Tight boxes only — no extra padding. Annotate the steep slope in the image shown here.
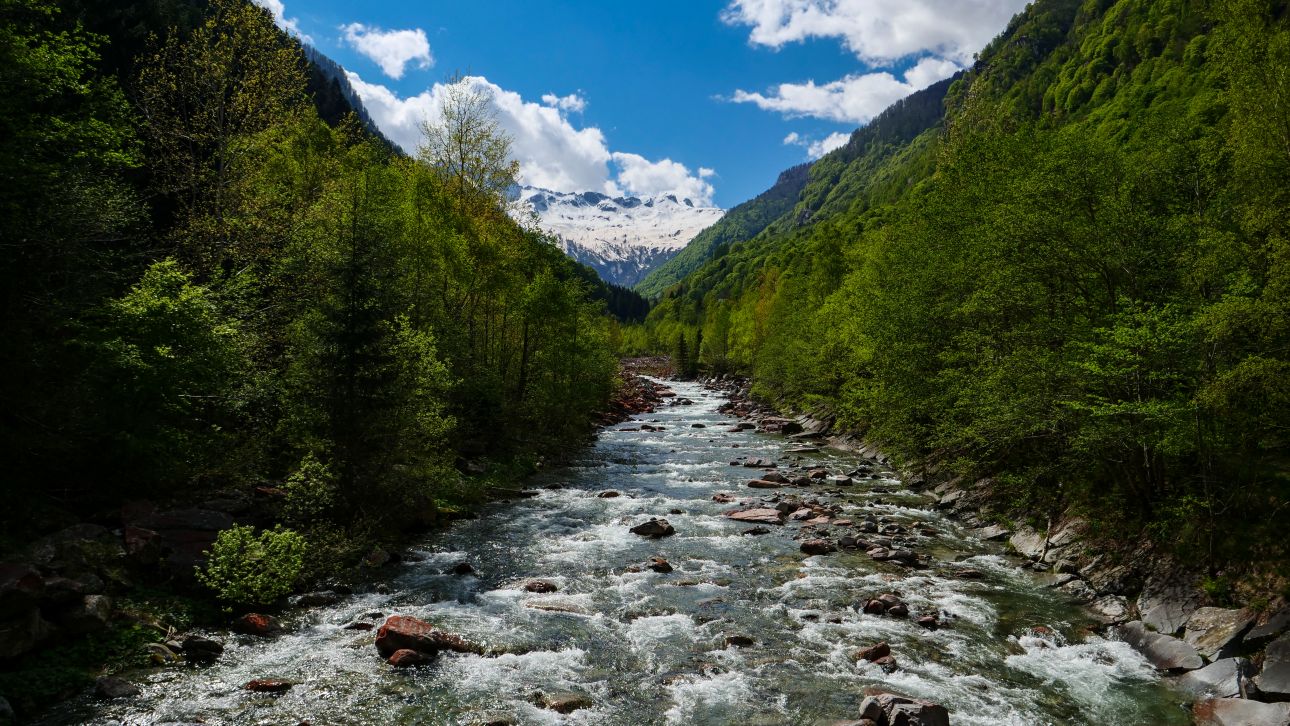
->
[519,186,724,287]
[635,163,810,298]
[645,0,1290,580]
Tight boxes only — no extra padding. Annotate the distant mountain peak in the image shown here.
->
[515,186,724,287]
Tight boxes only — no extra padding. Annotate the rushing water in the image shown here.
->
[54,380,1191,725]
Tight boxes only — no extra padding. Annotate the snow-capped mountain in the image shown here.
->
[516,186,724,287]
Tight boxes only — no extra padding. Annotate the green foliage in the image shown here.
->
[283,452,337,526]
[197,525,306,606]
[645,0,1290,577]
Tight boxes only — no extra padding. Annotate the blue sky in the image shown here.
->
[259,0,1027,208]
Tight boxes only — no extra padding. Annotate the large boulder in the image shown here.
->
[628,518,675,538]
[374,615,481,658]
[1256,632,1290,699]
[1192,698,1290,726]
[1009,527,1047,560]
[234,613,282,637]
[94,676,140,699]
[1173,658,1250,699]
[1184,608,1256,660]
[1117,621,1204,672]
[1137,575,1203,636]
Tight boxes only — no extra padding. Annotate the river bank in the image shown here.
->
[702,374,1290,724]
[29,377,1196,724]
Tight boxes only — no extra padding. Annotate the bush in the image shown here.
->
[196,525,306,606]
[283,452,336,526]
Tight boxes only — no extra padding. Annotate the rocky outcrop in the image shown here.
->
[858,692,950,726]
[1256,633,1290,700]
[1174,658,1250,699]
[1184,608,1257,661]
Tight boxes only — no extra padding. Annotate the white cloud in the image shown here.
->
[612,153,716,206]
[785,130,851,158]
[731,57,959,124]
[253,0,309,42]
[340,23,433,79]
[722,0,1027,65]
[541,92,587,114]
[346,73,716,204]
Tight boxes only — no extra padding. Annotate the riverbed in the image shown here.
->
[52,379,1190,725]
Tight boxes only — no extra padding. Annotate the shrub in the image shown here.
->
[196,525,306,606]
[283,452,336,525]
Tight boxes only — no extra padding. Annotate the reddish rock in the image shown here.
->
[524,580,558,593]
[854,641,891,662]
[712,493,737,503]
[917,615,940,630]
[388,648,434,668]
[887,603,910,618]
[647,557,673,573]
[872,655,899,673]
[800,539,836,556]
[234,613,282,637]
[747,479,783,489]
[374,615,482,658]
[862,599,887,615]
[725,508,784,525]
[245,679,292,693]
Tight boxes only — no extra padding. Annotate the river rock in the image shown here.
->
[1184,607,1256,660]
[375,615,482,657]
[597,491,621,498]
[761,471,789,484]
[452,562,476,576]
[647,557,673,573]
[972,524,1011,541]
[854,641,890,662]
[244,678,293,693]
[748,479,784,489]
[801,539,836,555]
[1009,527,1047,560]
[1192,698,1290,726]
[179,634,224,663]
[1173,658,1249,699]
[234,613,282,637]
[388,648,434,667]
[293,590,341,607]
[1088,595,1131,624]
[1255,632,1290,699]
[725,635,755,648]
[1137,575,1203,636]
[1118,620,1203,671]
[859,693,949,726]
[726,508,784,525]
[94,676,140,699]
[540,692,593,713]
[629,518,675,538]
[524,580,558,593]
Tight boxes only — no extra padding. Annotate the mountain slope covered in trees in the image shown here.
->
[0,0,619,560]
[644,0,1290,584]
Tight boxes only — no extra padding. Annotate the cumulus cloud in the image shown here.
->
[723,0,1018,124]
[341,23,433,79]
[346,73,715,204]
[731,57,959,125]
[722,0,1027,64]
[612,153,716,206]
[253,0,309,42]
[541,92,587,114]
[784,130,850,158]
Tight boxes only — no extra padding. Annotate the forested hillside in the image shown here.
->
[644,0,1290,583]
[0,0,618,554]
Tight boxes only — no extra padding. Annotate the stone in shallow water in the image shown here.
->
[244,679,292,693]
[629,518,675,538]
[94,676,139,699]
[725,508,784,525]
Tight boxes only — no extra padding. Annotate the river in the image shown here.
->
[53,379,1190,725]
